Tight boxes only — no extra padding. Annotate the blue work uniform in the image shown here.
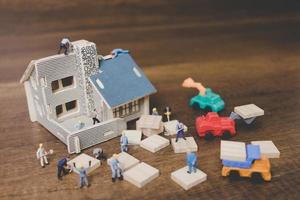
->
[57,158,68,179]
[78,168,89,188]
[120,135,129,152]
[186,152,197,173]
[109,158,122,179]
[176,123,186,142]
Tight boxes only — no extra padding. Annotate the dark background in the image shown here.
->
[0,1,300,199]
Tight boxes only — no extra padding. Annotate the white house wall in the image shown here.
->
[67,118,127,154]
[26,66,70,144]
[143,96,150,115]
[35,54,86,122]
[24,81,37,122]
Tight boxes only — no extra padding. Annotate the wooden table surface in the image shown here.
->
[1,1,300,199]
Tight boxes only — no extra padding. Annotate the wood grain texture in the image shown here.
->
[0,0,300,199]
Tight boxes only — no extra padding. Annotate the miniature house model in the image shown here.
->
[20,40,156,153]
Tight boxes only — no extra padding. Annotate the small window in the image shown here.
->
[66,100,77,111]
[56,100,78,118]
[112,100,140,118]
[62,76,74,87]
[51,76,74,93]
[51,80,59,92]
[56,105,63,116]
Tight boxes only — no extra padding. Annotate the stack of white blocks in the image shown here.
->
[136,115,164,137]
[171,137,198,153]
[234,104,264,119]
[163,120,188,136]
[67,153,101,175]
[122,130,142,145]
[140,134,170,153]
[111,152,160,188]
[251,141,280,158]
[171,166,207,190]
[220,140,246,161]
[220,140,280,161]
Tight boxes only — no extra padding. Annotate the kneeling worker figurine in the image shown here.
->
[58,37,71,55]
[93,148,107,161]
[57,156,70,180]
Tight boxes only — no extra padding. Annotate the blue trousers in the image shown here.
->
[80,176,89,187]
[188,163,197,173]
[121,145,128,152]
[112,168,122,178]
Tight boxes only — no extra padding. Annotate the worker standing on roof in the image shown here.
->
[58,37,71,55]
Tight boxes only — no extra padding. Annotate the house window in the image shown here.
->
[56,100,78,117]
[113,100,140,118]
[56,105,63,116]
[62,76,74,87]
[51,80,59,91]
[66,100,77,111]
[51,76,74,93]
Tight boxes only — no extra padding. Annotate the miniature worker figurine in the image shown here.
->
[110,48,129,58]
[75,121,85,130]
[93,148,107,161]
[120,132,129,152]
[186,150,197,174]
[164,106,172,122]
[36,143,49,168]
[108,154,123,182]
[152,107,159,115]
[58,37,71,55]
[74,162,91,188]
[175,122,186,142]
[57,156,70,180]
[91,109,100,125]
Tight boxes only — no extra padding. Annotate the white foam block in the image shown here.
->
[113,152,140,172]
[251,141,280,158]
[234,104,264,119]
[171,166,207,190]
[124,162,159,188]
[67,153,101,175]
[171,137,198,153]
[137,115,162,129]
[123,130,142,145]
[140,122,164,137]
[164,120,188,136]
[140,134,170,153]
[220,140,246,162]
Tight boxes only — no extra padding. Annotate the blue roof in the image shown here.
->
[89,52,157,108]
